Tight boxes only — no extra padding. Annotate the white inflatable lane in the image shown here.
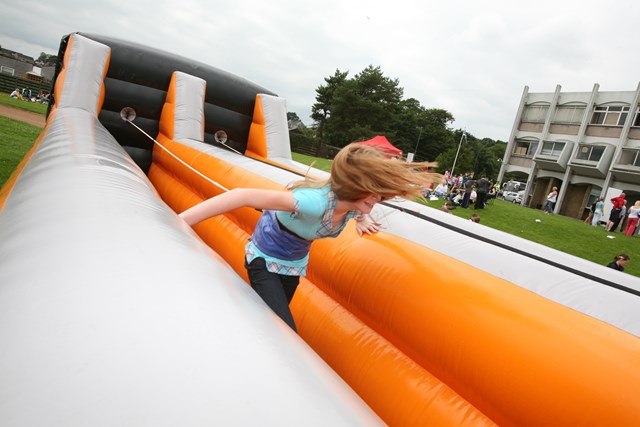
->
[181,144,640,337]
[0,110,383,426]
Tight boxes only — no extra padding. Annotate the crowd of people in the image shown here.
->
[427,171,498,220]
[9,87,49,104]
[582,192,640,236]
[429,177,637,272]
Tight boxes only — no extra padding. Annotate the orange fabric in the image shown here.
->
[292,280,494,427]
[307,226,640,426]
[158,73,177,139]
[245,95,267,158]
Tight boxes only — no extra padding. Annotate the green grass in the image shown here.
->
[292,152,332,172]
[423,198,640,277]
[0,116,40,186]
[292,154,640,278]
[0,93,48,114]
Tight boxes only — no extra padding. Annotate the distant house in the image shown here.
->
[0,46,55,82]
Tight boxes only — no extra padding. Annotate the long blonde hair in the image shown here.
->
[290,143,441,201]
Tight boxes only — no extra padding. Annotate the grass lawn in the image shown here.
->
[291,152,332,172]
[0,93,48,114]
[425,197,639,277]
[0,116,40,186]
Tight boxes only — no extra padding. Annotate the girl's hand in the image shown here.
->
[355,215,381,236]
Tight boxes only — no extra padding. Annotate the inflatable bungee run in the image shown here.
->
[1,33,640,426]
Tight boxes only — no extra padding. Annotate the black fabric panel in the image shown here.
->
[203,103,253,146]
[98,110,158,151]
[123,146,153,174]
[80,32,276,115]
[101,78,166,119]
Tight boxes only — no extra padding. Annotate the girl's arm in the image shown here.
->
[179,188,295,226]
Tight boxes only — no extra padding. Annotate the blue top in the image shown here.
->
[246,185,360,276]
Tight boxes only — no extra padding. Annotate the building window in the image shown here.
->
[0,66,15,76]
[512,140,538,157]
[521,104,549,123]
[590,105,629,126]
[619,149,640,167]
[540,141,565,157]
[553,105,585,124]
[632,107,640,127]
[576,145,605,162]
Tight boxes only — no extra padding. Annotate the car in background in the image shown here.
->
[503,190,525,204]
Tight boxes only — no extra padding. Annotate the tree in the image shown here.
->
[312,66,403,148]
[310,66,456,161]
[287,112,304,130]
[37,52,57,65]
[435,130,506,180]
[311,69,348,143]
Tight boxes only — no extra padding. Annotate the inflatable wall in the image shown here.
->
[1,33,639,426]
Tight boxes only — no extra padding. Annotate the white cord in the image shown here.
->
[125,119,230,193]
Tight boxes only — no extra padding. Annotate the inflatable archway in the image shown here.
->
[1,33,639,426]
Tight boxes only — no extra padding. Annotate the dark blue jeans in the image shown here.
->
[245,257,300,332]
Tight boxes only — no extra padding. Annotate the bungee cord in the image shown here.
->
[120,106,234,193]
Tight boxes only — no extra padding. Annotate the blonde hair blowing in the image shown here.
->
[291,143,441,201]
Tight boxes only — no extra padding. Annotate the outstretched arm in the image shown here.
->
[179,188,295,226]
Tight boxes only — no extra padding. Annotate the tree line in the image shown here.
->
[288,65,506,180]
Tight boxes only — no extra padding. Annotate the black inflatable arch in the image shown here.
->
[50,33,276,171]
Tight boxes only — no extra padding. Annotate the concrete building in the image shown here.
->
[497,83,640,220]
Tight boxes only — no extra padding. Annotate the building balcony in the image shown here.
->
[533,140,574,172]
[568,144,615,178]
[610,148,640,182]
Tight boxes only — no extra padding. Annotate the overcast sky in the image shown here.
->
[2,0,639,141]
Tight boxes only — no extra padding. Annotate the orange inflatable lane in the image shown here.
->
[306,224,640,426]
[293,280,495,427]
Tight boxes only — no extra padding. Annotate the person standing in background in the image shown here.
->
[624,200,640,236]
[591,198,604,226]
[609,200,627,232]
[584,199,597,224]
[474,175,491,209]
[606,192,626,231]
[460,172,474,208]
[543,187,558,214]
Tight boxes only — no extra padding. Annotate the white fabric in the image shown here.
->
[173,71,206,143]
[259,93,292,160]
[56,34,110,116]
